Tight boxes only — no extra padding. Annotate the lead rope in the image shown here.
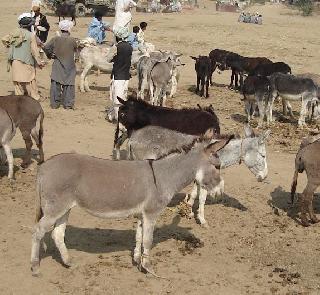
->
[148,160,158,190]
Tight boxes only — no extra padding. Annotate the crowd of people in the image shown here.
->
[1,0,150,119]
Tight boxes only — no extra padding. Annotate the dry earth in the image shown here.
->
[1,1,320,294]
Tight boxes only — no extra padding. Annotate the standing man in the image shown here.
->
[4,13,44,100]
[113,0,137,32]
[108,27,132,122]
[44,20,77,110]
[31,2,50,44]
[88,10,111,44]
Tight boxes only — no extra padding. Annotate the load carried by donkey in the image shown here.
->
[30,131,232,277]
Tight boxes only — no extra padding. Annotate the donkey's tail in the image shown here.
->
[290,155,304,204]
[39,109,44,150]
[35,173,43,223]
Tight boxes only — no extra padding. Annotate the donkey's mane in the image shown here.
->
[154,137,200,161]
[153,133,236,161]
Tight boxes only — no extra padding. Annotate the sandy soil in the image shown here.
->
[1,1,320,294]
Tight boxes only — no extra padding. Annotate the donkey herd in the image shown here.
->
[0,45,320,278]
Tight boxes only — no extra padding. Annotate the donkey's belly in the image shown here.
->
[279,93,301,101]
[84,205,143,219]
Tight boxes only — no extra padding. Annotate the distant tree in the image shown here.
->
[296,0,313,15]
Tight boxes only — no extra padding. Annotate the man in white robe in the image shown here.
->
[113,0,137,32]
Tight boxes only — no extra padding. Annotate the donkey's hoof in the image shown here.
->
[31,262,40,277]
[200,222,209,228]
[301,219,310,227]
[133,254,141,266]
[62,257,73,268]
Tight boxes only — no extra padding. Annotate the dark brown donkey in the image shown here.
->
[0,95,44,169]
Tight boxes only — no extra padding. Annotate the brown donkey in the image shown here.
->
[0,95,44,169]
[291,134,320,226]
[31,131,232,277]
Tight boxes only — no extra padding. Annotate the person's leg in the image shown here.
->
[62,85,75,109]
[113,80,127,120]
[50,80,62,108]
[26,79,41,101]
[14,82,25,95]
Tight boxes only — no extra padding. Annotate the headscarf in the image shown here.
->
[113,26,129,40]
[59,20,74,32]
[18,13,35,28]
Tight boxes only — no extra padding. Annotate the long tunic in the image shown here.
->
[11,30,41,83]
[113,0,137,30]
[44,32,77,85]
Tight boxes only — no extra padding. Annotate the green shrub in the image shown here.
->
[296,0,313,16]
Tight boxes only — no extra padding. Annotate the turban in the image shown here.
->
[18,13,35,28]
[114,26,129,40]
[59,20,74,32]
[31,0,42,8]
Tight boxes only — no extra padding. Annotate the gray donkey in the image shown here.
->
[31,131,231,277]
[0,108,16,179]
[128,125,270,226]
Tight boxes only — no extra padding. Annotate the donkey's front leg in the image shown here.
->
[184,182,199,218]
[140,213,158,274]
[197,187,208,227]
[298,99,308,127]
[133,219,143,265]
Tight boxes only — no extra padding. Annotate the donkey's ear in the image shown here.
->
[203,128,215,140]
[205,136,234,154]
[190,56,198,61]
[258,129,271,144]
[117,96,127,105]
[244,124,255,138]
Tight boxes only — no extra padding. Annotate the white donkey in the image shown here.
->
[79,43,155,92]
[128,125,270,226]
[31,131,231,277]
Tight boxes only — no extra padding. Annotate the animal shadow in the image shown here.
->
[187,85,197,93]
[42,215,197,265]
[208,193,247,211]
[269,186,301,223]
[231,113,247,124]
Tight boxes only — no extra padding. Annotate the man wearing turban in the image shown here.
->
[44,20,77,109]
[4,13,44,100]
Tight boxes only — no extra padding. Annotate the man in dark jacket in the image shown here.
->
[44,20,77,110]
[108,26,133,121]
[31,4,50,43]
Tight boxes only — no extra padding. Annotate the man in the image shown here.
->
[108,27,132,122]
[44,20,77,110]
[31,2,50,44]
[88,10,111,44]
[4,13,44,100]
[113,0,137,32]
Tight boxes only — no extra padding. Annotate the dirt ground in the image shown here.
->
[1,1,320,294]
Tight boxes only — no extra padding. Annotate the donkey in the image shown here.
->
[291,135,320,226]
[127,125,270,226]
[0,108,16,179]
[267,73,318,126]
[113,94,220,159]
[30,132,232,277]
[190,56,212,98]
[0,95,44,169]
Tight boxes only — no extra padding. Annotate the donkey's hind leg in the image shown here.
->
[2,143,14,179]
[31,216,57,276]
[133,218,143,265]
[140,213,158,274]
[31,124,44,164]
[21,129,33,168]
[52,210,71,267]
